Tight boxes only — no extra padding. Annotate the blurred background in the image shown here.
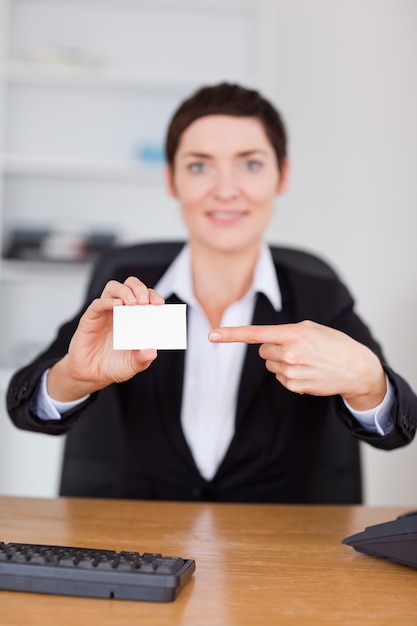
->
[0,0,416,504]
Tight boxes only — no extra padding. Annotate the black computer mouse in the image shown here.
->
[343,514,417,569]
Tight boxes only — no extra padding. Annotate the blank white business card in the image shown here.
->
[113,304,187,350]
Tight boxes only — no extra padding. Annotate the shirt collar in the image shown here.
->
[154,242,282,311]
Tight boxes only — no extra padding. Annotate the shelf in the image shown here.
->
[3,0,255,10]
[3,62,199,91]
[1,155,164,182]
[0,258,92,282]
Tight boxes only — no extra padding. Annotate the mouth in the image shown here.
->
[206,210,247,223]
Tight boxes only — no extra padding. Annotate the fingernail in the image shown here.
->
[138,293,149,303]
[209,331,222,342]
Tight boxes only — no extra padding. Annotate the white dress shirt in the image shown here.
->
[34,242,394,480]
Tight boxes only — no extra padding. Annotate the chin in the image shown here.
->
[204,236,261,255]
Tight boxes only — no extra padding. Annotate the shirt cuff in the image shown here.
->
[31,369,90,421]
[342,375,395,435]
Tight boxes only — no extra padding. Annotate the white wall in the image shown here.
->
[1,0,416,505]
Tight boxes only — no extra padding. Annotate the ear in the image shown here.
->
[165,164,177,198]
[276,158,290,195]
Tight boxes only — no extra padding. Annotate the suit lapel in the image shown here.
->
[235,290,292,427]
[154,294,197,469]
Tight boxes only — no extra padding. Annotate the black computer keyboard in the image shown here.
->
[0,541,195,602]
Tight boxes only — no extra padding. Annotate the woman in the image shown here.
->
[7,83,417,503]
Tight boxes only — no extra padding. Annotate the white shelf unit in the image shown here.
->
[0,0,274,497]
[0,0,273,364]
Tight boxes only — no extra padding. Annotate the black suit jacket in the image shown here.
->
[7,243,417,503]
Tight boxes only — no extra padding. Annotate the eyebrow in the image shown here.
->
[180,152,211,160]
[180,149,269,160]
[238,150,269,158]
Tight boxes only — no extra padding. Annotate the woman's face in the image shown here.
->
[166,115,288,255]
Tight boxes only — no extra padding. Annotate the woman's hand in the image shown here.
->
[47,277,164,402]
[209,320,386,410]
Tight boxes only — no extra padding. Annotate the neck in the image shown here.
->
[189,240,262,328]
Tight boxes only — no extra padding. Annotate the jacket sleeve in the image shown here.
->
[328,280,417,449]
[6,313,98,435]
[335,366,417,450]
[280,255,417,450]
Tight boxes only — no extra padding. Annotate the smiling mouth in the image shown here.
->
[207,210,247,221]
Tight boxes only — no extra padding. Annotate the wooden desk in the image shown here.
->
[0,497,416,625]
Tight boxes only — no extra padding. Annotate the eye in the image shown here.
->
[188,162,208,174]
[243,159,263,172]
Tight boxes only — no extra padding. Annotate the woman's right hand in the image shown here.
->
[47,277,164,402]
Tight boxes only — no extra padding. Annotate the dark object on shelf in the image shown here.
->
[4,228,117,263]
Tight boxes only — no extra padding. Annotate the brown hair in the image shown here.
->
[165,82,288,173]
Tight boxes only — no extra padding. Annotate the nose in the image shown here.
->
[212,166,239,202]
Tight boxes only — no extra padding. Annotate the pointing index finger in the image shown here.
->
[209,325,285,345]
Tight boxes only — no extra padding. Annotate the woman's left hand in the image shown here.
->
[209,320,386,410]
